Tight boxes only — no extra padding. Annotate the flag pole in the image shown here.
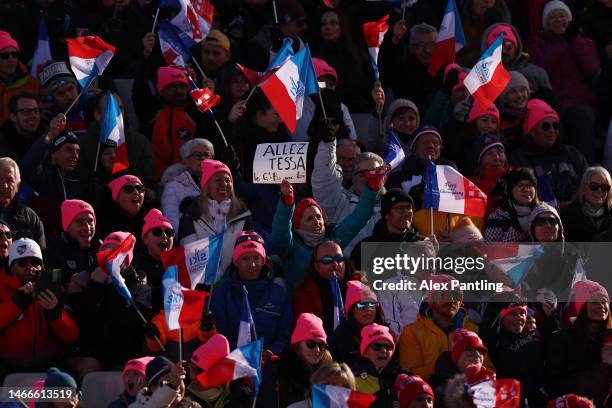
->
[428,154,434,236]
[133,304,166,351]
[244,85,258,105]
[151,8,160,32]
[317,92,328,119]
[205,284,214,313]
[93,141,101,173]
[272,0,279,23]
[211,115,229,147]
[191,56,208,80]
[64,88,85,115]
[402,0,407,21]
[178,328,183,362]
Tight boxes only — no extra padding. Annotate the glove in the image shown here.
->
[365,164,391,191]
[201,311,215,332]
[442,68,460,94]
[144,322,161,340]
[12,290,33,309]
[282,188,295,206]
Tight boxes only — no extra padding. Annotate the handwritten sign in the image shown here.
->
[253,142,308,184]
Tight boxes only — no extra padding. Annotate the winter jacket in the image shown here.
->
[0,201,46,248]
[526,32,600,112]
[77,122,157,190]
[484,203,529,243]
[132,249,166,316]
[328,319,364,364]
[108,390,135,408]
[128,384,179,408]
[350,356,402,408]
[276,346,317,408]
[0,270,78,371]
[575,363,612,408]
[162,170,201,231]
[186,379,253,408]
[0,120,44,163]
[399,308,480,380]
[0,62,42,125]
[271,186,377,292]
[561,200,612,242]
[151,105,197,178]
[211,265,292,355]
[178,199,253,275]
[43,233,98,288]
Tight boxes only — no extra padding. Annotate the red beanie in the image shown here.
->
[360,324,394,356]
[524,99,559,135]
[291,313,327,344]
[394,374,434,407]
[122,356,154,385]
[500,304,528,320]
[60,199,96,231]
[101,231,134,265]
[487,24,518,49]
[468,101,500,123]
[450,328,487,363]
[345,281,378,314]
[142,209,173,239]
[312,57,338,82]
[232,231,266,264]
[292,198,324,228]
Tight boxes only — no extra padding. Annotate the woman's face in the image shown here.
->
[321,11,341,41]
[143,227,174,260]
[456,348,484,373]
[352,302,377,326]
[531,119,560,149]
[547,9,570,36]
[480,147,506,170]
[298,340,326,366]
[185,146,214,175]
[364,340,394,372]
[414,133,441,161]
[392,110,419,135]
[501,309,527,335]
[475,115,498,135]
[299,206,325,235]
[124,371,146,398]
[207,172,233,202]
[101,147,115,174]
[235,253,264,281]
[117,183,145,216]
[533,212,560,242]
[230,73,250,100]
[314,242,345,280]
[0,224,12,259]
[511,180,536,206]
[504,86,529,112]
[586,299,609,322]
[583,173,610,209]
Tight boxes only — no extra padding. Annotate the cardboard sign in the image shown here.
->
[253,142,308,184]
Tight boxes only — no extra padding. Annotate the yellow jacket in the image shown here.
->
[399,310,479,380]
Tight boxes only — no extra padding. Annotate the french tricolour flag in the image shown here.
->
[383,129,406,172]
[464,33,510,107]
[162,265,208,331]
[428,0,465,76]
[312,384,376,408]
[261,45,319,133]
[159,0,213,48]
[97,233,136,301]
[158,20,192,67]
[100,91,129,173]
[66,36,115,90]
[31,14,52,77]
[237,39,294,87]
[424,160,487,218]
[474,244,544,284]
[363,14,389,80]
[330,273,345,331]
[197,338,263,389]
[237,285,255,347]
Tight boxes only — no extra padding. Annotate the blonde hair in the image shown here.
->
[579,166,612,208]
[310,362,356,389]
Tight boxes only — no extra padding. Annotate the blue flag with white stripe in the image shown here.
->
[203,231,224,284]
[237,285,255,348]
[330,273,345,330]
[383,128,406,172]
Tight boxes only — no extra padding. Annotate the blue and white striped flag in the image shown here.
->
[237,285,255,347]
[330,273,345,330]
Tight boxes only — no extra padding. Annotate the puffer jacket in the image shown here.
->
[0,202,46,248]
[162,170,201,231]
[211,265,292,355]
[151,105,197,178]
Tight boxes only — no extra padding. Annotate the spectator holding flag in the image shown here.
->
[128,356,189,408]
[373,98,420,158]
[470,134,509,217]
[287,362,359,408]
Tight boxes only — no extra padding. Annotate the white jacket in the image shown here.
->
[376,275,422,338]
[162,170,201,231]
[128,384,178,408]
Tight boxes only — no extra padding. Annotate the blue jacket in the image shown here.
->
[272,186,378,292]
[211,264,292,355]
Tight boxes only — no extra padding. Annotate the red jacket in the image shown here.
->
[293,279,324,323]
[0,271,78,370]
[151,105,196,178]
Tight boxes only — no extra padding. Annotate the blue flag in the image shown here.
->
[383,129,406,171]
[330,273,345,330]
[237,285,255,347]
[203,231,224,284]
[158,20,192,67]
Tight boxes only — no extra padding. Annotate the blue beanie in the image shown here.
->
[44,367,77,388]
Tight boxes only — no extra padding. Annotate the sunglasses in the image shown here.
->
[151,227,175,238]
[369,343,394,352]
[0,231,12,240]
[305,340,327,351]
[588,182,611,192]
[235,233,264,246]
[122,184,145,194]
[0,51,19,60]
[355,301,378,310]
[188,151,213,160]
[540,121,560,131]
[17,258,42,268]
[534,217,559,226]
[316,255,345,265]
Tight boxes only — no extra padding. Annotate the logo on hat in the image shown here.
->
[16,245,26,255]
[369,330,384,338]
[312,331,324,338]
[243,243,257,249]
[177,129,191,139]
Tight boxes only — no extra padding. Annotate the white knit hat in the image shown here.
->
[542,0,572,31]
[8,238,43,268]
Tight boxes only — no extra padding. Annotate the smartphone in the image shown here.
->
[35,269,63,296]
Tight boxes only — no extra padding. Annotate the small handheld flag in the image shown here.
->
[383,129,406,171]
[330,273,345,331]
[429,0,466,76]
[312,384,376,408]
[197,338,263,389]
[31,14,52,77]
[99,91,129,173]
[163,264,208,331]
[464,33,510,107]
[66,36,115,90]
[97,233,136,301]
[159,0,214,48]
[191,87,221,113]
[158,20,192,67]
[363,15,389,80]
[237,285,256,347]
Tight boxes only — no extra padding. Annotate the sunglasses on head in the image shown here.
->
[316,255,345,265]
[534,217,558,226]
[122,184,145,194]
[151,227,175,238]
[17,258,42,268]
[305,340,327,351]
[588,182,611,192]
[0,51,19,60]
[234,233,264,247]
[540,121,560,131]
[369,342,393,352]
[355,301,378,310]
[0,231,12,240]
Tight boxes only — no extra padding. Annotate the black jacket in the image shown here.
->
[43,233,98,288]
[0,202,46,248]
[0,120,44,163]
[348,356,403,408]
[132,249,165,316]
[328,319,362,364]
[561,200,612,242]
[276,346,314,408]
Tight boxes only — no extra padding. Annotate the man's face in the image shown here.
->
[336,145,358,183]
[352,159,382,195]
[0,46,19,78]
[201,43,230,75]
[161,82,189,107]
[0,164,19,208]
[66,213,95,249]
[385,202,413,233]
[10,98,40,136]
[51,143,80,173]
[409,31,437,66]
[501,40,517,65]
[12,257,43,285]
[52,83,78,111]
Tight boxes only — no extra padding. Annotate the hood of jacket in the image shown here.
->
[480,23,529,68]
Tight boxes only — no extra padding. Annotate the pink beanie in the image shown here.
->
[60,199,96,231]
[292,198,324,228]
[312,57,338,81]
[156,66,189,93]
[468,101,500,123]
[200,159,233,190]
[102,231,134,265]
[291,313,327,345]
[232,231,266,264]
[450,328,487,363]
[191,334,230,371]
[0,31,19,52]
[122,356,154,384]
[360,323,394,356]
[426,274,464,305]
[524,99,559,135]
[142,209,173,239]
[486,25,518,49]
[108,175,143,201]
[345,281,378,314]
[571,280,609,314]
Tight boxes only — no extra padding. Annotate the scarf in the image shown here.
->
[294,229,325,248]
[514,204,532,233]
[208,199,231,234]
[581,201,605,218]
